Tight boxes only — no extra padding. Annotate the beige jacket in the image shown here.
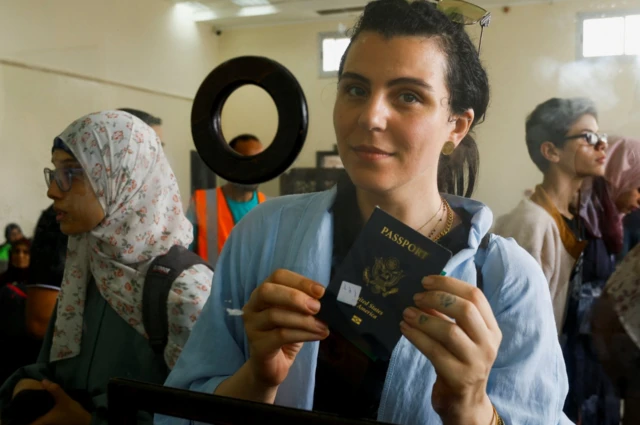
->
[494,186,586,333]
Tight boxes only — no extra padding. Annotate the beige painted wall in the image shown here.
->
[4,0,640,235]
[0,0,218,235]
[476,0,640,218]
[218,19,353,197]
[218,0,640,218]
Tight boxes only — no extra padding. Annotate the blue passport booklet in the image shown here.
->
[317,207,453,361]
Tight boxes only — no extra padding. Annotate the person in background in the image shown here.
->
[565,136,640,425]
[0,238,30,287]
[0,111,213,425]
[160,2,571,424]
[592,243,640,425]
[0,224,24,274]
[0,238,34,383]
[24,205,68,340]
[493,97,607,334]
[0,207,66,385]
[585,137,640,243]
[117,108,164,147]
[599,137,640,260]
[188,134,267,266]
[622,210,640,257]
[579,136,640,273]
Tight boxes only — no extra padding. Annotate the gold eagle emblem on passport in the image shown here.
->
[363,257,405,297]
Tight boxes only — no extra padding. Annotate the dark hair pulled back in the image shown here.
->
[338,0,490,197]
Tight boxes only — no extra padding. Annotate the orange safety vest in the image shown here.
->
[193,187,266,265]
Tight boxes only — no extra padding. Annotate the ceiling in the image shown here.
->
[172,0,562,29]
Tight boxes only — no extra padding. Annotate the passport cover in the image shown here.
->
[317,207,453,361]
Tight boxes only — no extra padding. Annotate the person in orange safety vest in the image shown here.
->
[187,135,267,266]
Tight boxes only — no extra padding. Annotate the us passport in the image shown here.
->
[317,207,452,361]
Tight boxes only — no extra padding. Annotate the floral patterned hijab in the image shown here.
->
[51,111,193,362]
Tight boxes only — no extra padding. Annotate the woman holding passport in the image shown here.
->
[160,1,569,424]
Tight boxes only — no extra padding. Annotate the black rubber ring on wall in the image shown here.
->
[191,56,309,185]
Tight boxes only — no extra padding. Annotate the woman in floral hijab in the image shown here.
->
[0,111,213,425]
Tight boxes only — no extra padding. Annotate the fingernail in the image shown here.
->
[315,319,329,332]
[403,308,418,319]
[440,271,447,276]
[400,320,409,330]
[311,284,325,298]
[307,298,321,313]
[422,276,435,286]
[413,292,425,302]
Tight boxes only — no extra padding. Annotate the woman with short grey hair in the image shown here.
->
[494,96,617,424]
[494,97,608,332]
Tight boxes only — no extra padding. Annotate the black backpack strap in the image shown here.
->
[476,233,492,292]
[143,245,213,356]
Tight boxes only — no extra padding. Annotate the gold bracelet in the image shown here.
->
[491,404,505,425]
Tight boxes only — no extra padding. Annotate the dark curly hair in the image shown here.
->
[338,0,490,197]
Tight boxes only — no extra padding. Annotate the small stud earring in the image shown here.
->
[441,141,456,156]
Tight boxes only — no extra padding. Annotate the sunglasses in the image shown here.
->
[564,132,608,147]
[44,167,84,192]
[433,0,491,53]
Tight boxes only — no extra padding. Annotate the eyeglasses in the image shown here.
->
[433,0,491,53]
[44,167,84,192]
[564,132,608,147]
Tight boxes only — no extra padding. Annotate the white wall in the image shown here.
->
[0,0,219,236]
[217,0,640,217]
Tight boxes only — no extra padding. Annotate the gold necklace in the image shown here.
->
[433,199,454,242]
[416,198,444,233]
[427,200,447,240]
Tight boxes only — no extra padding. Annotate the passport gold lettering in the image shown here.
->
[356,298,383,316]
[380,226,430,260]
[369,303,384,316]
[357,303,378,319]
